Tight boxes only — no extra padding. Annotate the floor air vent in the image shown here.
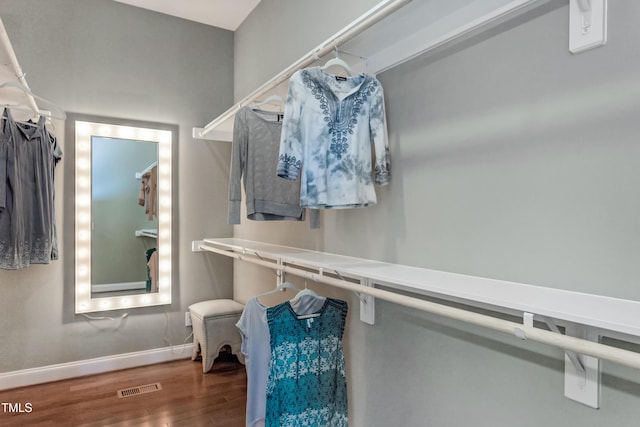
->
[117,382,162,398]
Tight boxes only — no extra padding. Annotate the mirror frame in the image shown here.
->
[70,114,176,313]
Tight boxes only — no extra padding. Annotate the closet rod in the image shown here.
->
[199,242,640,371]
[196,0,412,139]
[0,17,40,113]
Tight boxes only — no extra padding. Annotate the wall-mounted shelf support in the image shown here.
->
[359,277,375,325]
[512,311,600,408]
[540,316,600,408]
[569,0,607,54]
[192,240,204,253]
[562,323,601,408]
[541,316,586,377]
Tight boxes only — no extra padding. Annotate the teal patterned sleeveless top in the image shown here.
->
[266,298,348,427]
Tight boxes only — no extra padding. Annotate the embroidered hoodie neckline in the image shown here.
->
[308,66,370,101]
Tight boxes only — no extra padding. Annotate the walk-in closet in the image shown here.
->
[1,1,640,426]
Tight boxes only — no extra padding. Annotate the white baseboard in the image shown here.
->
[0,344,194,391]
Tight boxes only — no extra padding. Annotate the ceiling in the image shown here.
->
[112,0,261,31]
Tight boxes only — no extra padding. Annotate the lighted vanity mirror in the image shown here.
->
[70,113,176,313]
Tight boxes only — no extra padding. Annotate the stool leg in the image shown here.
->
[203,351,215,373]
[190,316,210,372]
[191,337,200,362]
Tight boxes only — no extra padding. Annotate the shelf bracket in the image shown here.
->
[518,313,600,408]
[359,277,375,325]
[541,317,586,376]
[569,0,607,54]
[276,259,285,286]
[540,316,601,409]
[563,323,601,408]
[191,240,205,252]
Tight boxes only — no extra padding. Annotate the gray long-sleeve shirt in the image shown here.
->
[228,106,318,227]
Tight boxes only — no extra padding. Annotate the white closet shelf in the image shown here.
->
[135,161,157,180]
[194,238,640,339]
[135,229,157,238]
[194,238,640,406]
[193,0,557,142]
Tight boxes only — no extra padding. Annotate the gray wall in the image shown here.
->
[234,0,640,426]
[0,0,234,372]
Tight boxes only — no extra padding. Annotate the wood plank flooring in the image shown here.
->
[0,353,247,427]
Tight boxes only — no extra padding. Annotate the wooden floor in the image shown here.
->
[0,353,247,427]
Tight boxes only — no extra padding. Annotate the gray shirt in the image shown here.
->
[0,109,61,269]
[228,106,319,227]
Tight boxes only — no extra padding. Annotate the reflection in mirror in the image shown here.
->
[91,137,158,297]
[72,115,174,313]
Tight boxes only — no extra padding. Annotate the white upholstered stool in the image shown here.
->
[189,299,245,373]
